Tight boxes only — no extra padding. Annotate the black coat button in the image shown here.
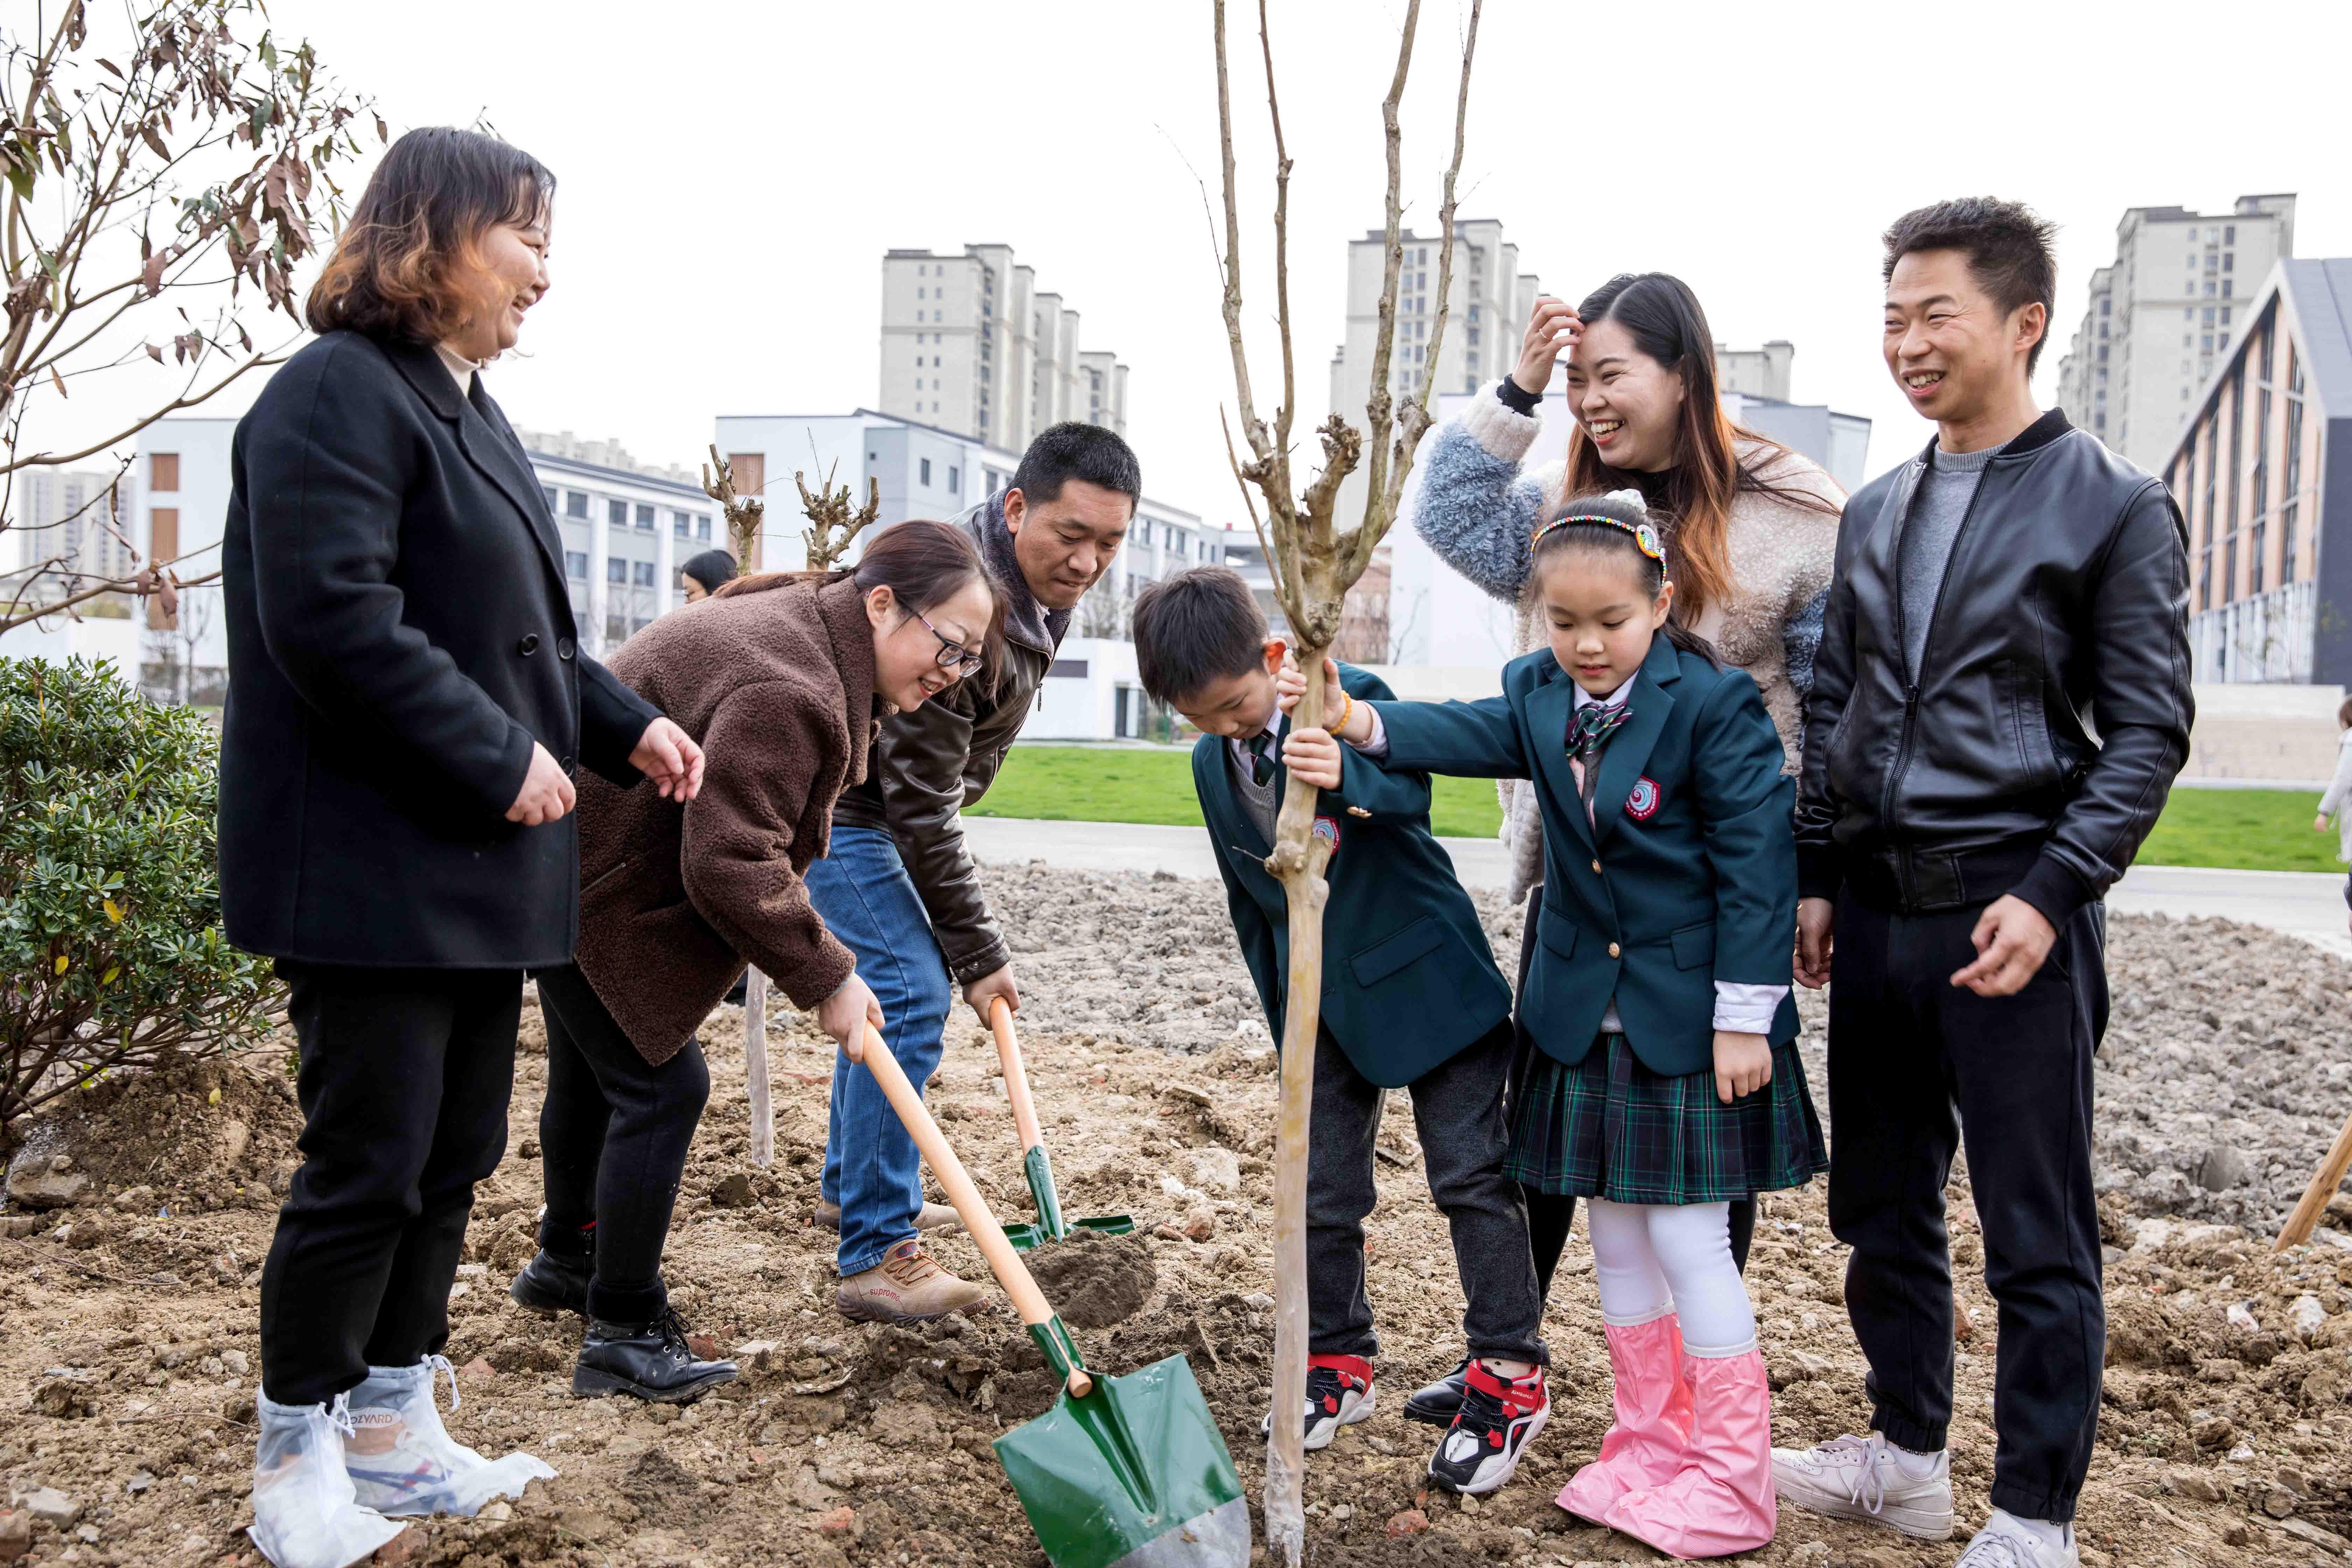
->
[559,754,576,773]
[517,634,540,656]
[557,637,575,660]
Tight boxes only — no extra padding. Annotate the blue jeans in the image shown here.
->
[803,826,953,1277]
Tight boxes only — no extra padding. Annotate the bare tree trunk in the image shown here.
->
[1210,3,1478,1559]
[743,968,772,1168]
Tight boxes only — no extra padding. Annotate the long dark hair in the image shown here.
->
[715,520,1006,688]
[306,127,554,344]
[678,548,738,595]
[1531,490,1719,664]
[1565,273,1840,625]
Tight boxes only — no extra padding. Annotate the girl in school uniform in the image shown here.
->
[1284,489,1826,1558]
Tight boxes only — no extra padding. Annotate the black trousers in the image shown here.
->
[1308,1020,1547,1366]
[1827,891,2107,1524]
[535,963,710,1324]
[1509,887,1755,1300]
[259,962,520,1406]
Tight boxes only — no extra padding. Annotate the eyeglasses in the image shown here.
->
[913,610,985,679]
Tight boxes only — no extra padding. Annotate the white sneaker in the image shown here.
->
[1955,1510,2079,1567]
[1770,1430,1954,1540]
[344,1356,555,1518]
[248,1393,406,1568]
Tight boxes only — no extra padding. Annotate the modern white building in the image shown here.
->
[0,464,148,675]
[878,244,1128,455]
[110,410,710,701]
[2056,194,2296,470]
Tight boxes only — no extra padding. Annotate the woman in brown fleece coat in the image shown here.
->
[508,520,1001,1403]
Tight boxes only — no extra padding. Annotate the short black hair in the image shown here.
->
[1011,421,1142,508]
[1882,196,2059,373]
[678,548,737,593]
[1131,567,1266,705]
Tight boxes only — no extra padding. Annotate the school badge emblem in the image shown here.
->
[1625,776,1661,822]
[1312,814,1342,860]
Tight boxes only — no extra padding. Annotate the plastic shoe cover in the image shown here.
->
[247,1393,407,1568]
[1604,1348,1776,1559]
[1556,1313,1694,1521]
[345,1356,556,1517]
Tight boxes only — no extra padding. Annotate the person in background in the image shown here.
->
[1401,272,1843,1424]
[1777,198,2191,1568]
[679,548,737,604]
[506,521,1000,1403]
[807,424,1137,1323]
[220,128,703,1567]
[1133,567,1546,1499]
[2313,696,2352,935]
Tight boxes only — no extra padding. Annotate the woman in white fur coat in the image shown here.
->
[1399,274,1846,1429]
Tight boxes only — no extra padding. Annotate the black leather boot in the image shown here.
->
[509,1238,593,1317]
[572,1309,738,1404]
[1404,1357,1471,1425]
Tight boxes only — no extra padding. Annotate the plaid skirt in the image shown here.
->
[1505,1032,1827,1205]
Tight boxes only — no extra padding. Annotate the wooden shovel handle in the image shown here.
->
[988,996,1045,1154]
[856,1023,1091,1396]
[2276,1102,2352,1251]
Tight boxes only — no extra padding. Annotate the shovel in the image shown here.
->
[988,997,1136,1251]
[853,1021,1249,1568]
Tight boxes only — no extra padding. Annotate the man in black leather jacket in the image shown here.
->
[1773,200,2191,1568]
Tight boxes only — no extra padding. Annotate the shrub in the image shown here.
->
[1,657,280,1130]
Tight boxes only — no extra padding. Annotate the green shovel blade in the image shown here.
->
[994,1352,1248,1568]
[1021,1144,1134,1246]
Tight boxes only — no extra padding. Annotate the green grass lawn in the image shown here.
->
[2137,786,2342,873]
[976,747,2346,874]
[970,744,1505,839]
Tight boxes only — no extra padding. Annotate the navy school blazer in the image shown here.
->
[1194,664,1513,1089]
[1368,635,1798,1077]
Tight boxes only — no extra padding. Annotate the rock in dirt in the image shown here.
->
[710,1170,756,1208]
[4,1150,89,1209]
[1024,1229,1155,1329]
[1385,1507,1431,1537]
[5,1488,79,1529]
[1182,1146,1242,1194]
[0,1512,26,1563]
[2193,1146,2252,1192]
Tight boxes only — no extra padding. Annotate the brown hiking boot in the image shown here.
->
[836,1239,989,1324]
[813,1199,961,1233]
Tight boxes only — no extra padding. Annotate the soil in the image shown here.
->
[6,869,2352,1567]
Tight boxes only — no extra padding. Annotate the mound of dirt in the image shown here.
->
[1023,1229,1155,1329]
[6,886,2352,1567]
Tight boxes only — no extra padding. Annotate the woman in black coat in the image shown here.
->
[219,127,702,1568]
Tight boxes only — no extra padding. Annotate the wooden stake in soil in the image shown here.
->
[743,968,773,1168]
[1208,3,1478,1559]
[2276,1104,2352,1250]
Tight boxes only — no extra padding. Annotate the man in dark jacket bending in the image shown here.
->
[805,422,1138,1322]
[1772,198,2191,1568]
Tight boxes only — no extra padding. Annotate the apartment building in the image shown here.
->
[877,245,1128,455]
[2164,258,2351,685]
[2056,194,2296,470]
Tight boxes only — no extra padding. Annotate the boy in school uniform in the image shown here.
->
[1129,566,1549,1497]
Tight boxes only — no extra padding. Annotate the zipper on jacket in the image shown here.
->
[1881,448,1997,905]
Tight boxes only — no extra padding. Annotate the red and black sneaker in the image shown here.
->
[1259,1353,1376,1452]
[1428,1361,1548,1495]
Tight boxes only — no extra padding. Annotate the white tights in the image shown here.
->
[1584,1197,1756,1357]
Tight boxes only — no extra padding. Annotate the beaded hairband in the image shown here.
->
[1530,510,1665,562]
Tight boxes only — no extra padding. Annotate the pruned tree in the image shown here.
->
[793,459,879,572]
[0,0,376,634]
[1209,1,1479,1558]
[700,443,763,568]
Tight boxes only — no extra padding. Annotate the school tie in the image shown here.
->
[1245,728,1278,787]
[1565,700,1632,763]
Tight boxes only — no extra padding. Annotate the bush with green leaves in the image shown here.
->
[1,657,280,1129]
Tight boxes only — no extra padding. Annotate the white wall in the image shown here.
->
[1025,636,1141,741]
[0,608,141,671]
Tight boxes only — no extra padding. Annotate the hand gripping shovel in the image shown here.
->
[988,997,1136,1251]
[853,1022,1249,1568]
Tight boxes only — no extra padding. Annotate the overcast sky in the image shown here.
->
[54,0,2352,524]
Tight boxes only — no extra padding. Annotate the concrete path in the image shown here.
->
[961,816,2352,959]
